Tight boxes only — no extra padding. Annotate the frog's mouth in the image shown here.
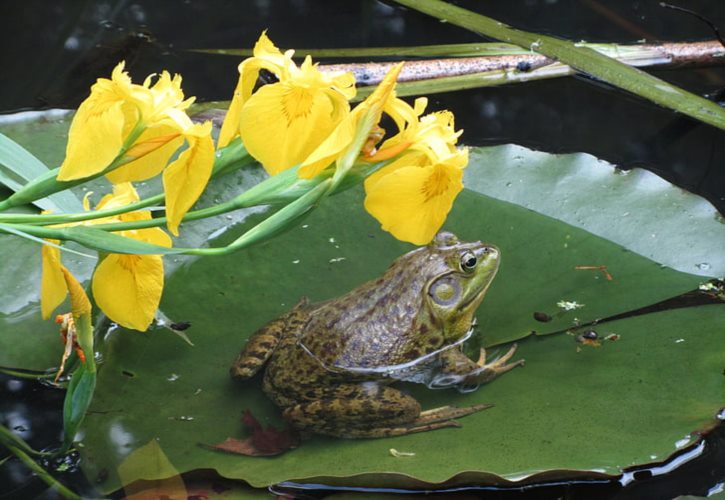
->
[458,266,499,312]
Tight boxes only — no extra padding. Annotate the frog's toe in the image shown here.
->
[416,403,493,425]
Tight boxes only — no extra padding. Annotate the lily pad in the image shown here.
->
[0,111,721,492]
[465,145,725,278]
[75,184,722,492]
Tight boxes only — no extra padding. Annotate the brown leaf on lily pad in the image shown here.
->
[205,410,300,456]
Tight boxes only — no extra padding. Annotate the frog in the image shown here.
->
[230,232,523,438]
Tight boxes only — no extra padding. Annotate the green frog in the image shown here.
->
[230,232,523,438]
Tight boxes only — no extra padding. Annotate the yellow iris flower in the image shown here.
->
[297,62,404,180]
[41,183,172,331]
[56,62,214,235]
[219,32,356,175]
[363,99,468,245]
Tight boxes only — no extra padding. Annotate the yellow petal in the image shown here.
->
[364,162,464,245]
[57,99,127,181]
[118,211,173,248]
[106,125,183,183]
[364,151,429,192]
[162,122,215,235]
[92,253,164,331]
[240,82,343,174]
[94,182,141,211]
[298,62,403,179]
[219,32,289,148]
[218,81,245,148]
[40,240,67,319]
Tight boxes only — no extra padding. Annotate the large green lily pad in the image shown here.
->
[0,112,722,492]
[75,185,723,491]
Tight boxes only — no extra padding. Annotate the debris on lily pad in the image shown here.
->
[389,448,416,458]
[204,410,300,456]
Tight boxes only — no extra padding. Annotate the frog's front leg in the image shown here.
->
[230,298,308,379]
[282,383,490,438]
[431,344,524,389]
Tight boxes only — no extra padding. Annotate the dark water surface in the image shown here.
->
[1,0,724,498]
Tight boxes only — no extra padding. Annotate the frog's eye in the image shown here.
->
[460,251,477,272]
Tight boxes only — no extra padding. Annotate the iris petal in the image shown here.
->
[92,253,164,331]
[240,83,340,174]
[57,100,127,181]
[162,122,215,235]
[40,241,67,319]
[106,125,183,183]
[364,162,463,245]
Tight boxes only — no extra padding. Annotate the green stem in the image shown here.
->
[0,424,52,458]
[0,193,164,225]
[0,139,252,226]
[185,178,332,256]
[392,0,725,130]
[0,366,56,380]
[3,443,81,499]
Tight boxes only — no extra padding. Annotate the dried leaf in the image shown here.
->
[205,410,300,456]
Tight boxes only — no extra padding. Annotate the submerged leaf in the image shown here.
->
[206,410,300,457]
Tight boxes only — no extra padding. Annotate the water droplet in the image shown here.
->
[716,408,725,420]
[215,151,222,158]
[505,182,512,187]
[179,415,194,421]
[675,435,691,448]
[696,263,711,271]
[6,379,23,392]
[292,259,300,264]
[167,373,180,382]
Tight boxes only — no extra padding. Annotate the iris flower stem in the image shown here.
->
[0,435,81,500]
[0,423,53,458]
[0,139,251,226]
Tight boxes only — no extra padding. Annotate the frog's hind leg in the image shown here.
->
[282,384,490,438]
[230,298,308,379]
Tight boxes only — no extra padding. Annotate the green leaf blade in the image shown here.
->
[0,130,83,213]
[392,0,725,130]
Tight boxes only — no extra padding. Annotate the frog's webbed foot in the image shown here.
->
[474,344,525,384]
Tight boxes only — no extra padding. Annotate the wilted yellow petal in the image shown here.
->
[240,82,342,174]
[40,241,67,319]
[92,253,164,331]
[57,100,127,181]
[60,267,92,318]
[106,126,183,183]
[364,161,464,245]
[162,122,215,235]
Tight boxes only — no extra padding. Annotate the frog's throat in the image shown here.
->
[298,326,475,376]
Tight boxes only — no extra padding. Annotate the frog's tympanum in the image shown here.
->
[231,232,523,438]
